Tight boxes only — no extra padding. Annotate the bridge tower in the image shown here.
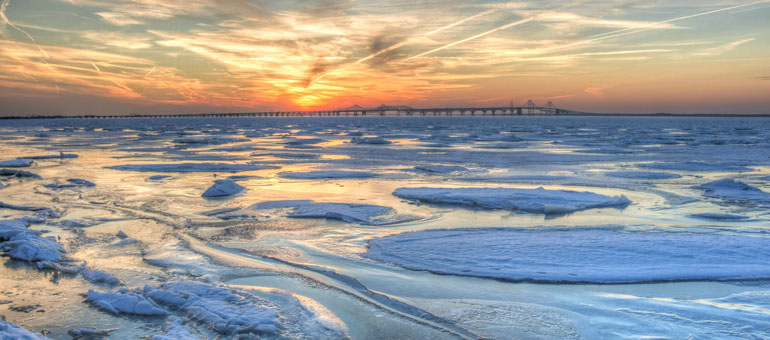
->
[545,101,554,115]
[526,100,535,115]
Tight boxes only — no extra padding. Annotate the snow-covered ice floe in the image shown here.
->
[411,165,468,174]
[366,227,770,283]
[0,159,34,167]
[107,163,276,173]
[152,317,199,340]
[605,171,681,180]
[393,187,630,214]
[251,200,413,225]
[0,169,41,179]
[0,320,49,339]
[697,179,770,205]
[0,218,64,262]
[202,180,244,198]
[44,178,95,189]
[641,162,754,172]
[279,170,379,179]
[350,136,391,144]
[690,213,749,220]
[86,288,168,316]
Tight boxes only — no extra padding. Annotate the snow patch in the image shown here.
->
[86,289,168,316]
[697,179,770,205]
[252,200,410,225]
[0,320,50,339]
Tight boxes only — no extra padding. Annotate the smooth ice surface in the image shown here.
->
[252,200,399,224]
[107,163,274,173]
[697,179,770,204]
[367,227,770,283]
[202,180,245,198]
[86,289,168,316]
[0,320,50,340]
[279,170,379,179]
[393,187,631,214]
[0,159,33,167]
[605,171,681,179]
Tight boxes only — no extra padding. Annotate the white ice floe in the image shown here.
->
[144,282,347,339]
[605,171,681,180]
[350,136,391,144]
[279,170,379,179]
[393,187,630,214]
[173,137,248,145]
[81,269,121,285]
[0,320,50,339]
[251,200,410,225]
[202,180,245,198]
[697,179,770,204]
[641,162,754,172]
[108,163,275,173]
[145,283,279,335]
[0,159,33,167]
[366,227,770,283]
[690,213,748,220]
[0,219,64,262]
[0,169,41,179]
[23,153,78,159]
[44,178,95,189]
[86,289,168,316]
[152,317,200,340]
[412,165,468,174]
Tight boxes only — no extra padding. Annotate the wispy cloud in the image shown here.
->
[695,38,755,56]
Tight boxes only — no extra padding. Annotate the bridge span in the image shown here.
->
[7,101,585,119]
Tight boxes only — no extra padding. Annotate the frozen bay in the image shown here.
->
[1,116,770,339]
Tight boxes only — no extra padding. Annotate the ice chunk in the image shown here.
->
[202,180,245,198]
[251,200,402,224]
[23,153,78,159]
[0,219,64,263]
[690,213,749,220]
[107,163,275,173]
[144,283,279,335]
[393,187,630,214]
[152,317,200,340]
[0,159,33,167]
[86,289,168,316]
[0,169,41,179]
[605,171,681,180]
[68,328,115,338]
[81,269,121,285]
[697,179,770,204]
[0,201,49,211]
[350,136,391,144]
[366,227,770,283]
[148,175,172,180]
[279,170,379,179]
[173,137,248,145]
[44,178,95,189]
[412,165,468,174]
[641,162,754,172]
[0,320,50,339]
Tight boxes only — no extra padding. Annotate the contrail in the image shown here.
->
[1,0,50,59]
[406,17,534,60]
[144,66,156,77]
[309,8,498,84]
[533,0,770,56]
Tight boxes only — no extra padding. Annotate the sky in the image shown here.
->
[0,0,769,116]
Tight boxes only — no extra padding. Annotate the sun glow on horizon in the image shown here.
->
[0,0,768,115]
